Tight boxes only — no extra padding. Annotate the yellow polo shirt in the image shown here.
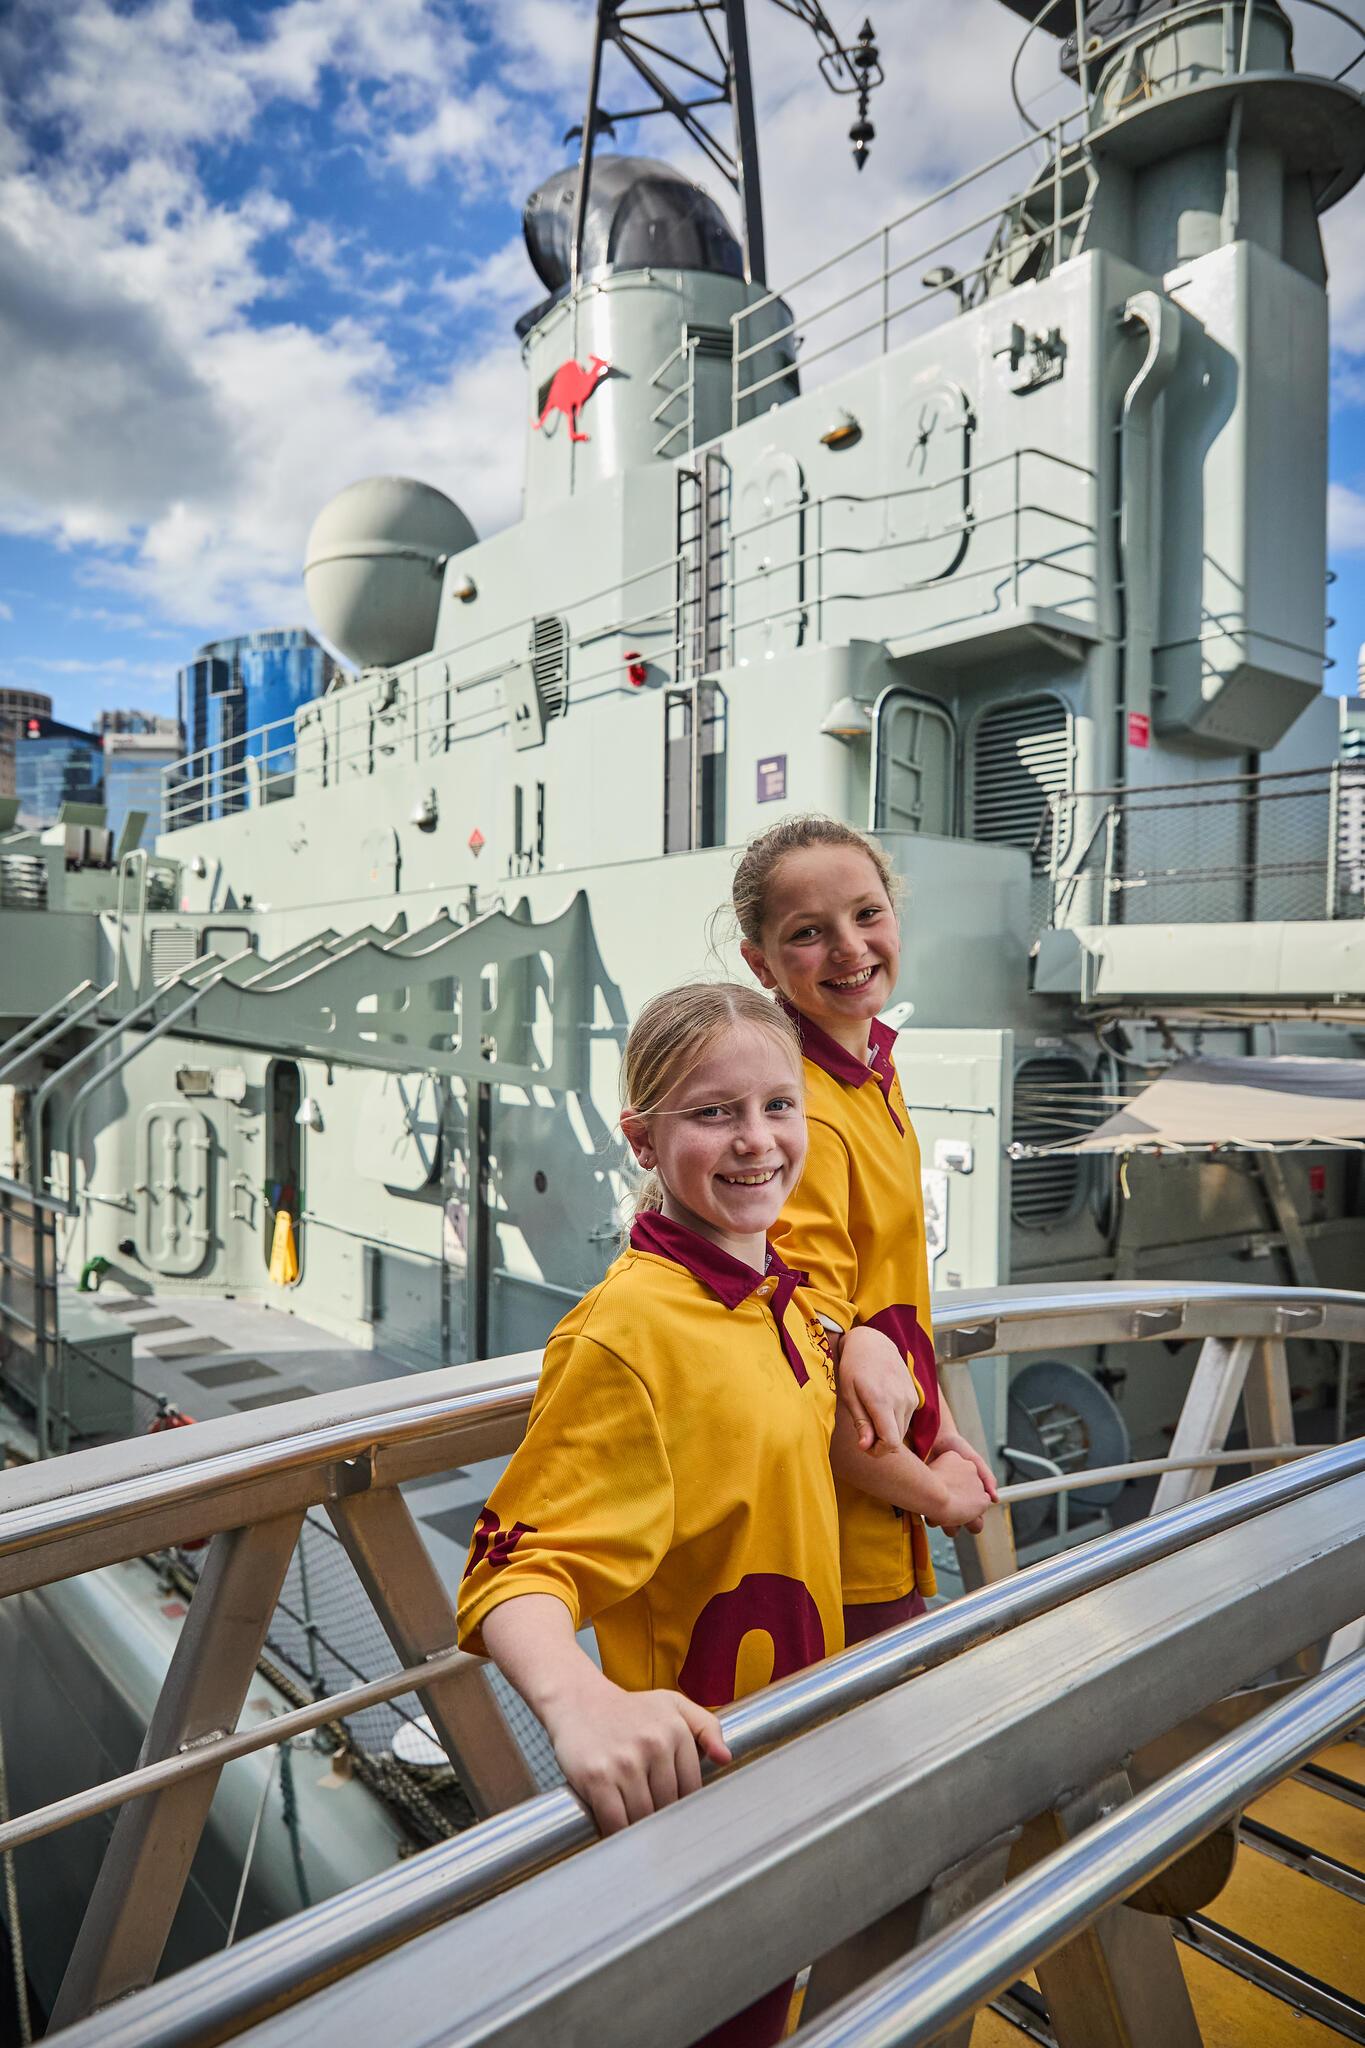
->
[769,1007,939,1605]
[457,1211,844,1707]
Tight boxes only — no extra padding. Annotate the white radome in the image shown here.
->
[305,475,477,671]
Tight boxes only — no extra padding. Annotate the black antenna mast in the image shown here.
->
[567,1,884,291]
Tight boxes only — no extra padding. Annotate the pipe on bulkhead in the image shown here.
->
[1116,290,1182,775]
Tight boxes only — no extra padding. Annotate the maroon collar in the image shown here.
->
[629,1210,810,1384]
[779,999,904,1135]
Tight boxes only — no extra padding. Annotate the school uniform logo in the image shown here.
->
[462,1507,537,1579]
[806,1317,838,1391]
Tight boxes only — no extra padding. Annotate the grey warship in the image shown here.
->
[1,0,1364,2035]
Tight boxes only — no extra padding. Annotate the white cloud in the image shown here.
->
[381,80,554,195]
[18,0,478,165]
[0,0,538,631]
[0,601,13,621]
[1330,481,1365,556]
[3,0,1363,658]
[434,237,537,322]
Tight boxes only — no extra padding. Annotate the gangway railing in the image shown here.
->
[46,1424,1364,2048]
[795,1648,1365,2048]
[0,1282,1361,2037]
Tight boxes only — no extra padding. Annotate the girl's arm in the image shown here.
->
[829,1405,994,1531]
[481,1593,730,1835]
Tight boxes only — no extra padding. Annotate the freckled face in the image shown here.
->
[741,846,901,1057]
[624,1023,806,1261]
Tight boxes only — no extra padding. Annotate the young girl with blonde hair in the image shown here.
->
[459,981,842,2043]
[733,814,997,1644]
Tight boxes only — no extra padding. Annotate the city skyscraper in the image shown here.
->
[14,713,104,826]
[99,711,183,848]
[0,688,54,803]
[174,627,339,823]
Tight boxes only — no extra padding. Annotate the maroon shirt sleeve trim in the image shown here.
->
[863,1303,941,1457]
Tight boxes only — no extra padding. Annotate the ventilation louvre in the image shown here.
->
[971,695,1071,862]
[0,856,47,910]
[529,616,568,723]
[1011,1052,1088,1230]
[149,927,198,982]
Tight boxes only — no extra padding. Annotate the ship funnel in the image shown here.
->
[518,155,797,514]
[521,154,744,317]
[304,477,476,672]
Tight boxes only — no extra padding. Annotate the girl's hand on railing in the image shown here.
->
[479,1593,730,1837]
[545,1678,731,1837]
[837,1324,919,1453]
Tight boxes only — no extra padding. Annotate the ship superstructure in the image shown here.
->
[2,0,1365,2024]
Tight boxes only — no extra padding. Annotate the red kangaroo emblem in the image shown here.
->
[462,1507,537,1579]
[534,354,611,442]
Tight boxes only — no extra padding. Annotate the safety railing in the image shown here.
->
[1,1280,1362,2036]
[729,0,1364,421]
[159,446,1099,832]
[39,1411,1365,2046]
[1043,764,1365,930]
[163,714,299,829]
[650,328,698,459]
[728,114,1093,420]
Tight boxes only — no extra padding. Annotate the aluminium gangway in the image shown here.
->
[0,1281,1362,2045]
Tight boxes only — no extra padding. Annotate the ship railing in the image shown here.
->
[158,449,1097,832]
[728,0,1364,423]
[161,715,299,832]
[1,1280,1363,2035]
[1042,764,1365,932]
[650,326,699,459]
[731,117,1094,420]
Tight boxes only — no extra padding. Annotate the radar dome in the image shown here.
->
[305,476,476,671]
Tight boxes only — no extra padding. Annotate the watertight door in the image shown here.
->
[136,1103,212,1277]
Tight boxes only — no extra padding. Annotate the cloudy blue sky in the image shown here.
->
[1,0,1363,736]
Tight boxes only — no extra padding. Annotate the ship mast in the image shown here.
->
[567,0,884,291]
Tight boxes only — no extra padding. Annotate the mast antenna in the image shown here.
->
[567,0,885,290]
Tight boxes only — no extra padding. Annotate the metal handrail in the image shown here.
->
[33,1435,1365,2048]
[4,1284,1362,1583]
[1,1433,1354,1869]
[797,1647,1365,2048]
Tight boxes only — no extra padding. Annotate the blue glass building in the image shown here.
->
[99,714,183,848]
[174,627,337,824]
[15,715,104,827]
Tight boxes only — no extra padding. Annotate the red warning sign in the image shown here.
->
[1127,712,1151,748]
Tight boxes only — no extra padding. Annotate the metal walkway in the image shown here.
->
[0,1282,1361,2045]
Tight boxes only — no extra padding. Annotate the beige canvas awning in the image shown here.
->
[1053,1056,1365,1155]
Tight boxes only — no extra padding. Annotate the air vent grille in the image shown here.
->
[529,616,568,722]
[971,695,1071,864]
[1011,1052,1088,1230]
[687,326,732,361]
[0,856,47,910]
[149,926,198,982]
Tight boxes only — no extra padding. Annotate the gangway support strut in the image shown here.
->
[326,1490,538,1817]
[47,1510,306,2030]
[1010,1771,1201,2048]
